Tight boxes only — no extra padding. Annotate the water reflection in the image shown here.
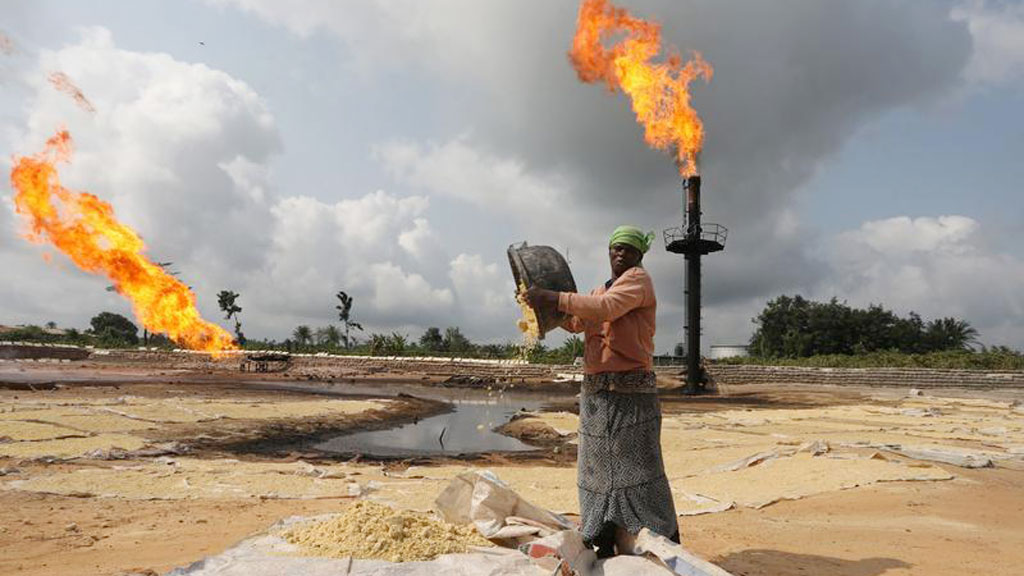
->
[315,390,544,457]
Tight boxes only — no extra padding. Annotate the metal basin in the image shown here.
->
[507,242,577,338]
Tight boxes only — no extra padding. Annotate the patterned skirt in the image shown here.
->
[577,371,678,544]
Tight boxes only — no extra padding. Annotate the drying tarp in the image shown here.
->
[167,531,544,576]
[167,472,734,576]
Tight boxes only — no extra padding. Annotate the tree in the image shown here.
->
[892,311,926,354]
[559,335,584,360]
[315,325,342,349]
[90,312,139,346]
[385,332,408,355]
[45,321,57,330]
[368,333,388,356]
[292,325,312,349]
[478,343,507,358]
[217,290,245,345]
[147,333,172,348]
[443,326,472,355]
[749,295,811,357]
[335,291,364,349]
[925,318,979,351]
[419,327,444,352]
[749,294,981,357]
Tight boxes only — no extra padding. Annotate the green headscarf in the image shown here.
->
[609,225,655,254]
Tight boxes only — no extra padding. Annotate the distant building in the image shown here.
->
[653,354,685,366]
[708,344,749,359]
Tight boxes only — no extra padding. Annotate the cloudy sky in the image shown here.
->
[2,0,1023,352]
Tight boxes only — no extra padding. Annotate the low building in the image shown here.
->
[708,344,750,360]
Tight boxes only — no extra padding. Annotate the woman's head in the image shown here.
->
[608,225,654,278]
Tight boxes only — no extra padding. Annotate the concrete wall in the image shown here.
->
[0,342,91,361]
[708,364,1024,389]
[90,349,578,381]
[7,343,1022,389]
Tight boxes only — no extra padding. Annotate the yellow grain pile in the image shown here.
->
[282,501,492,562]
[515,282,540,345]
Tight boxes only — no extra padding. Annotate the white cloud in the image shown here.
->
[12,27,279,275]
[207,0,525,80]
[1,28,461,341]
[5,5,1019,353]
[220,155,270,204]
[952,0,1024,84]
[818,215,1024,347]
[368,261,453,316]
[260,192,453,326]
[3,27,281,327]
[446,253,520,343]
[376,137,568,217]
[839,216,978,256]
[398,217,437,261]
[449,253,514,311]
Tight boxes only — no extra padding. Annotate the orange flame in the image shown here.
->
[48,72,96,114]
[10,130,237,354]
[569,0,712,176]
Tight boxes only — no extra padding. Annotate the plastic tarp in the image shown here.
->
[166,471,734,576]
[434,470,575,540]
[167,525,544,576]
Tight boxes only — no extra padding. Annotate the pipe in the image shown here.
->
[684,175,704,394]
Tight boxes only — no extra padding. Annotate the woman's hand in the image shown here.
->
[525,286,560,314]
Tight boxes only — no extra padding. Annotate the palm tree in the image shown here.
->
[292,325,312,350]
[315,325,342,349]
[386,332,408,355]
[559,335,584,360]
[368,333,388,356]
[336,291,364,349]
[217,290,244,345]
[926,318,980,351]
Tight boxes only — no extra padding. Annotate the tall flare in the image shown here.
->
[10,130,236,353]
[570,0,712,176]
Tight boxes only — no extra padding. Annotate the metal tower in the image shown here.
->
[664,176,727,394]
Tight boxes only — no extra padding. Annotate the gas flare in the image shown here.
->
[48,72,96,114]
[569,0,712,176]
[10,130,236,353]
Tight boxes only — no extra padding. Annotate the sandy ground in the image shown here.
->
[0,361,1022,576]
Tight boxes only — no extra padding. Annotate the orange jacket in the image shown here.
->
[558,266,656,374]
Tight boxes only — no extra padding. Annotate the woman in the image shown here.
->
[527,225,678,557]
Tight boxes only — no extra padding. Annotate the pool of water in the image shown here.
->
[314,385,552,458]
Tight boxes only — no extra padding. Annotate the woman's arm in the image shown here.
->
[558,270,649,323]
[525,287,584,333]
